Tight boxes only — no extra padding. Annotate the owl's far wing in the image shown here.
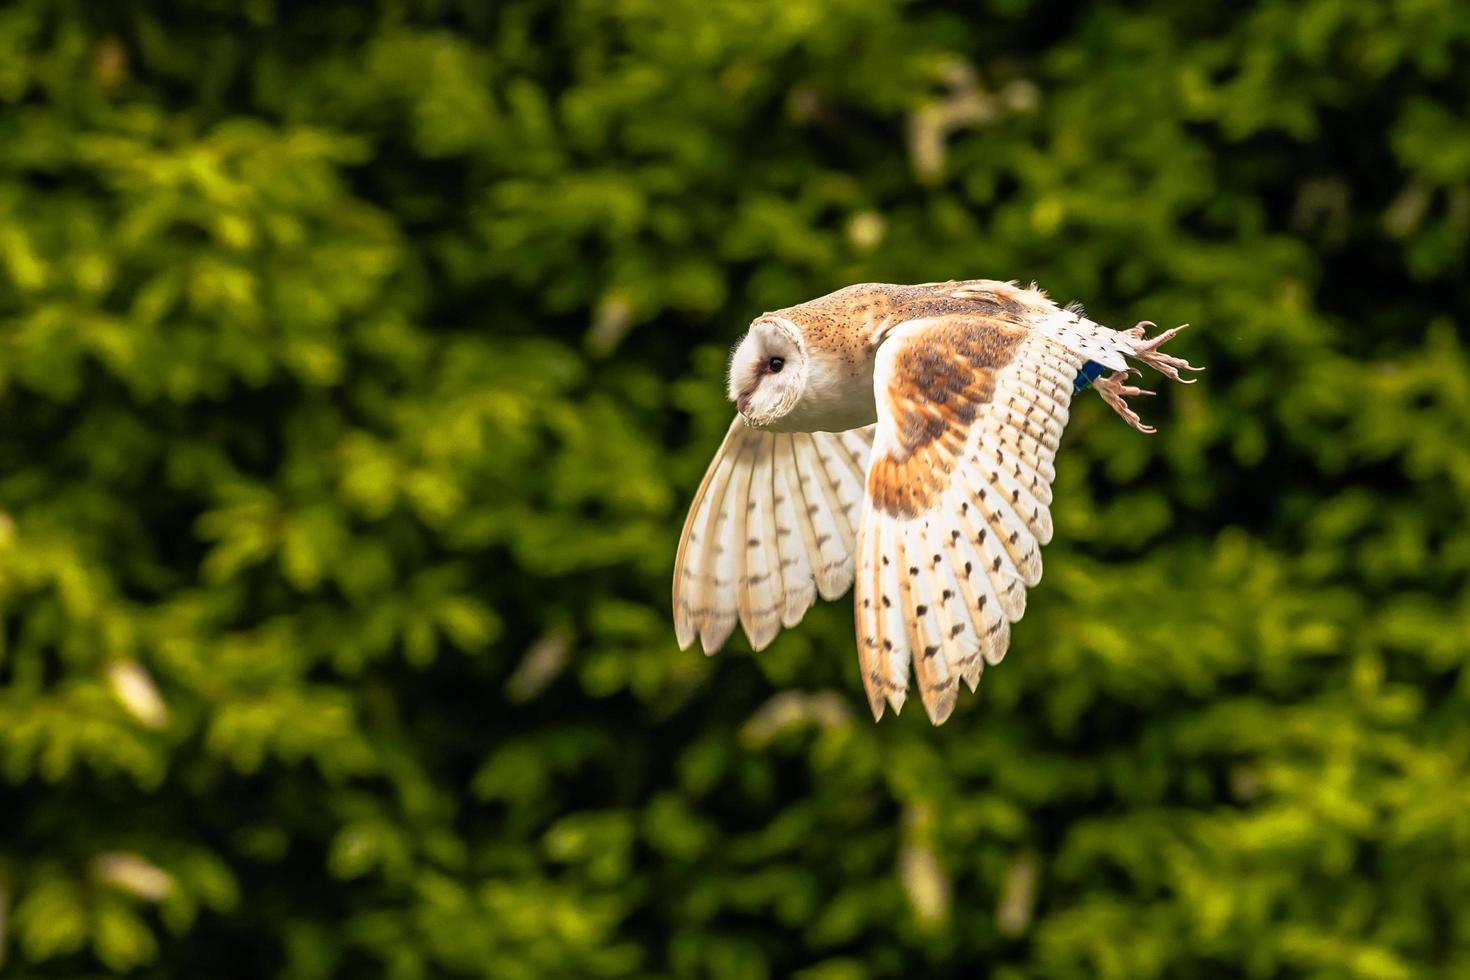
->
[674,416,876,654]
[855,310,1086,725]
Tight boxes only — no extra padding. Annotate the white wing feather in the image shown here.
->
[674,417,875,653]
[855,318,1082,724]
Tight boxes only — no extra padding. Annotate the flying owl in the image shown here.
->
[673,280,1201,725]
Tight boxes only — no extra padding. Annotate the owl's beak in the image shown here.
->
[736,390,753,418]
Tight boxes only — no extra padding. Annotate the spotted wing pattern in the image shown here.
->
[674,417,876,654]
[855,309,1086,724]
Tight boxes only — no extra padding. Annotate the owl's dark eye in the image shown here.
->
[767,356,785,374]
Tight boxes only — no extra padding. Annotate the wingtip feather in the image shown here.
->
[781,582,817,628]
[1021,554,1044,587]
[816,563,853,601]
[699,614,737,655]
[741,610,782,652]
[868,690,887,721]
[675,614,697,650]
[982,616,1011,665]
[962,659,982,691]
[924,690,957,725]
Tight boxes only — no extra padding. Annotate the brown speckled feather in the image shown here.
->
[856,286,1083,723]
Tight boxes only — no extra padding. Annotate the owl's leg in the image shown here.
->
[1093,370,1156,434]
[1127,321,1203,383]
[1094,320,1200,432]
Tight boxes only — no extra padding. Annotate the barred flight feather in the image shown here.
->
[673,417,875,654]
[855,309,1082,722]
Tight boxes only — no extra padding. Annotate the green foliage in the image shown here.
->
[1,0,1469,976]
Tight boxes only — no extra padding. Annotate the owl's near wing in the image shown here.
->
[855,306,1087,725]
[674,417,876,654]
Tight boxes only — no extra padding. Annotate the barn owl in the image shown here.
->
[673,280,1201,725]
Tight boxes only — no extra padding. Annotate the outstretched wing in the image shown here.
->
[674,417,876,654]
[854,301,1088,725]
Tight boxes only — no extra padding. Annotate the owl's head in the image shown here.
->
[727,316,807,428]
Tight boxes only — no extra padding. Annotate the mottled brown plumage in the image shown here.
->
[869,316,1028,518]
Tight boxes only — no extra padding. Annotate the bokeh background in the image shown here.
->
[2,0,1469,977]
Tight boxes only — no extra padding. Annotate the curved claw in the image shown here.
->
[1130,321,1204,384]
[1094,370,1156,434]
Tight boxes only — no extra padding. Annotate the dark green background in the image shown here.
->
[2,1,1468,977]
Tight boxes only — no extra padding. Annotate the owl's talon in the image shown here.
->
[1130,321,1203,383]
[1095,370,1156,434]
